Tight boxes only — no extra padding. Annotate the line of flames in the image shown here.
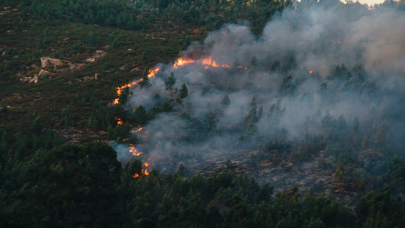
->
[113,68,160,104]
[113,57,312,178]
[114,57,247,105]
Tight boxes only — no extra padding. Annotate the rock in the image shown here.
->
[13,9,17,12]
[4,7,10,10]
[130,67,139,72]
[68,63,86,71]
[94,73,99,80]
[38,69,50,76]
[94,50,106,58]
[13,55,18,58]
[40,57,63,68]
[7,30,12,33]
[2,51,6,56]
[120,65,126,70]
[63,38,70,42]
[56,68,70,73]
[86,58,96,63]
[29,75,39,84]
[128,49,133,51]
[20,77,31,82]
[30,64,39,69]
[104,45,109,49]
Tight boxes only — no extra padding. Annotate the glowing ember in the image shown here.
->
[115,117,123,125]
[309,71,313,73]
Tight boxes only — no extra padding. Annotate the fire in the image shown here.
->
[309,71,312,73]
[115,117,123,125]
[113,68,160,105]
[133,173,140,178]
[173,58,195,69]
[144,169,149,175]
[129,144,143,156]
[131,126,143,133]
[202,57,220,67]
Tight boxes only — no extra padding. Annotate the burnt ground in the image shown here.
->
[156,148,362,204]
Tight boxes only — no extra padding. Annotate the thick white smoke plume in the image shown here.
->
[113,2,405,174]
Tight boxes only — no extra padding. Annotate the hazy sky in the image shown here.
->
[345,0,386,5]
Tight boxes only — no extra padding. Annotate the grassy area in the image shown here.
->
[0,8,205,133]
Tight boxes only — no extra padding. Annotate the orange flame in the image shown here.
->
[173,58,195,69]
[309,71,312,74]
[115,117,123,125]
[133,173,140,178]
[114,68,160,105]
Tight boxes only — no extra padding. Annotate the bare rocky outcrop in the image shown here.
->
[86,58,96,63]
[84,50,106,63]
[40,57,63,68]
[68,63,86,71]
[38,69,50,76]
[94,50,106,58]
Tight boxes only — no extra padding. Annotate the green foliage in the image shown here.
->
[139,68,151,89]
[118,87,132,105]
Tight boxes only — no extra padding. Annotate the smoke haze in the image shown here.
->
[114,2,405,177]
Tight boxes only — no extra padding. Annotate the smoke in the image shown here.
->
[114,2,405,174]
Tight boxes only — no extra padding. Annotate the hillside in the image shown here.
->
[2,0,405,228]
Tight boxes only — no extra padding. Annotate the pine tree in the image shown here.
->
[321,111,332,142]
[206,114,214,136]
[221,94,231,106]
[337,114,347,134]
[353,117,360,135]
[243,96,257,125]
[119,87,132,104]
[258,105,263,119]
[139,68,151,89]
[135,105,147,125]
[165,72,176,99]
[176,83,188,112]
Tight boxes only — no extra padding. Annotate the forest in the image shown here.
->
[2,0,405,227]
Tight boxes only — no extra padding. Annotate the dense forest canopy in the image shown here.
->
[2,0,405,227]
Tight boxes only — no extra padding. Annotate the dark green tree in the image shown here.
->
[165,72,176,99]
[119,87,132,104]
[221,94,231,106]
[139,68,151,89]
[176,83,188,112]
